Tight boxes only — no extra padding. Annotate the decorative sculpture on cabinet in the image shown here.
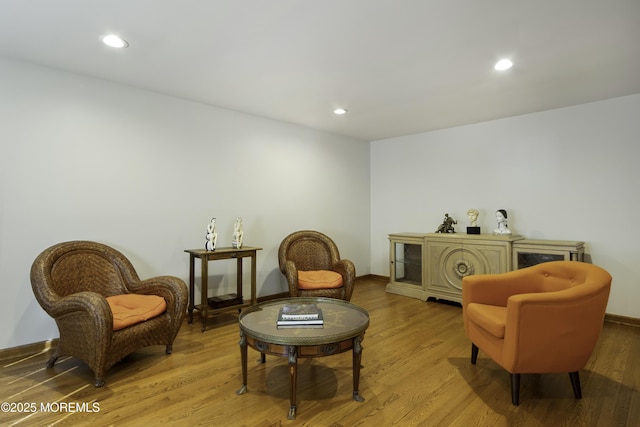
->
[493,209,512,235]
[467,208,481,234]
[467,209,479,227]
[436,213,457,233]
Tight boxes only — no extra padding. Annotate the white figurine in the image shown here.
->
[232,216,244,249]
[493,209,512,235]
[205,218,218,251]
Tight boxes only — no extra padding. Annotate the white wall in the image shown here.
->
[0,57,371,350]
[371,94,640,318]
[2,54,637,351]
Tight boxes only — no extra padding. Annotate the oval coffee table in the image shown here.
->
[236,297,370,420]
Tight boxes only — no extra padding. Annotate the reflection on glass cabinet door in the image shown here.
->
[394,242,422,286]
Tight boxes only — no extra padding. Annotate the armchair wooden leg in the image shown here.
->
[511,373,520,406]
[471,343,478,365]
[569,371,582,399]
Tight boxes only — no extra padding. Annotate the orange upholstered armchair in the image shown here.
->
[462,261,611,405]
[30,241,188,387]
[278,230,356,301]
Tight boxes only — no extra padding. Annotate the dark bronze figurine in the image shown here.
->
[436,213,457,233]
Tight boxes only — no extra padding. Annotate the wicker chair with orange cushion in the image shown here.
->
[278,230,356,301]
[462,260,612,405]
[30,240,188,387]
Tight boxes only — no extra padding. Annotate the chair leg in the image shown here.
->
[46,347,60,368]
[471,343,478,365]
[46,355,58,368]
[94,376,105,388]
[569,371,582,399]
[511,373,520,406]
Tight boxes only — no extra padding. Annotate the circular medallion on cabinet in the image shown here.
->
[454,259,474,279]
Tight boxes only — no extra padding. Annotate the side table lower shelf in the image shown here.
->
[209,293,243,308]
[190,299,253,323]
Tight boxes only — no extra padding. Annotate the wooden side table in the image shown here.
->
[185,247,262,332]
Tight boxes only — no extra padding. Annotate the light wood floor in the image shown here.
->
[2,278,638,426]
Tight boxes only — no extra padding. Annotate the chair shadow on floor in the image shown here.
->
[448,355,634,424]
[40,346,175,392]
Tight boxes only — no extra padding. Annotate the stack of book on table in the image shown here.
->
[277,303,324,328]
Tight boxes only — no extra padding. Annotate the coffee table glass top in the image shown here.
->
[239,297,369,345]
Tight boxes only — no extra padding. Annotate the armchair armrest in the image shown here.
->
[284,260,300,296]
[48,291,114,341]
[130,276,188,314]
[333,259,356,300]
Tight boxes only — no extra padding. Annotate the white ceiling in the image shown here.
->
[1,0,639,141]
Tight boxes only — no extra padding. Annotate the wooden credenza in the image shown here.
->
[386,232,585,304]
[424,233,523,303]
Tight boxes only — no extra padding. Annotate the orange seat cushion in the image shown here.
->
[298,270,343,290]
[467,303,507,339]
[106,294,167,331]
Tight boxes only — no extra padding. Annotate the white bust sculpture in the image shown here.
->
[205,217,218,251]
[467,208,479,227]
[493,209,512,235]
[232,216,244,249]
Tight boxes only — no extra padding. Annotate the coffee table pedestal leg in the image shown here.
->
[352,335,365,402]
[236,333,248,395]
[288,346,298,420]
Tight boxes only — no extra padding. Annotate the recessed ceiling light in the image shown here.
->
[333,108,348,115]
[494,59,513,71]
[101,34,129,48]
